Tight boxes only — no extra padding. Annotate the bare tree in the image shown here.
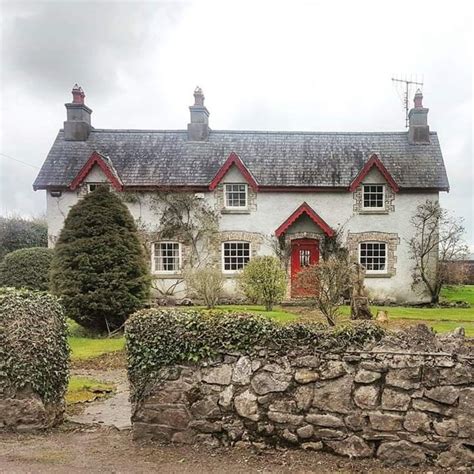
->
[409,200,468,304]
[297,255,352,326]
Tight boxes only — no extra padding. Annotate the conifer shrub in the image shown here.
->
[0,288,69,404]
[238,256,287,310]
[0,247,54,291]
[125,308,385,401]
[50,187,150,332]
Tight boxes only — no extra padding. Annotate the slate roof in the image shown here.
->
[33,129,449,191]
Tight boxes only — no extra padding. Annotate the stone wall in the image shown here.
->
[132,342,474,468]
[0,387,64,432]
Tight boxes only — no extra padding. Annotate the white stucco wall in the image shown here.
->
[44,164,439,303]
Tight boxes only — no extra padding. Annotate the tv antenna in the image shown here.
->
[391,75,424,128]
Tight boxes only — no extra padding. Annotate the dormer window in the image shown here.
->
[86,183,111,193]
[224,184,248,209]
[362,184,385,209]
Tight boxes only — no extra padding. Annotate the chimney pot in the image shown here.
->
[413,89,423,108]
[193,86,205,106]
[71,84,85,104]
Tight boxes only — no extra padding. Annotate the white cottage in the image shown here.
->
[34,86,449,303]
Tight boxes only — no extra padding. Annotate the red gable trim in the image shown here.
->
[209,152,258,191]
[275,202,334,238]
[349,153,399,193]
[69,151,123,191]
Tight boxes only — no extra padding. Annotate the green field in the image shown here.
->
[441,285,474,305]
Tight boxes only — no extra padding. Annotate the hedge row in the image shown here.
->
[0,247,54,291]
[125,309,385,401]
[0,288,69,403]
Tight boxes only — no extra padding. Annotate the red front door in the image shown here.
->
[291,238,319,297]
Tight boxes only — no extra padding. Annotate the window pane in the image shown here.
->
[225,184,247,208]
[360,242,387,272]
[363,185,384,208]
[223,242,250,271]
[154,242,180,272]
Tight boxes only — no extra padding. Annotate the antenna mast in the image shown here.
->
[391,75,424,127]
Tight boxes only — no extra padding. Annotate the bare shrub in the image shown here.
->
[297,255,352,326]
[185,267,224,309]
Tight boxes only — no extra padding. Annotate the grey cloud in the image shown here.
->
[1,1,180,99]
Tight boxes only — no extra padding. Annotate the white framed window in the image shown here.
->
[86,182,111,193]
[359,242,387,274]
[152,242,181,273]
[224,184,248,209]
[362,184,385,209]
[222,241,251,272]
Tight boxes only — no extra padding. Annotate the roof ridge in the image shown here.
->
[62,128,438,136]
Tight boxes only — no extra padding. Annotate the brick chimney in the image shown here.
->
[64,84,92,141]
[187,86,210,141]
[408,89,430,144]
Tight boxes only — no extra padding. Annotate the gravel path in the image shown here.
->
[69,369,131,430]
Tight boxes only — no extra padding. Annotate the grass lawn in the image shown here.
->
[441,285,474,305]
[66,376,115,404]
[69,336,125,360]
[68,319,125,360]
[207,305,298,323]
[338,304,474,337]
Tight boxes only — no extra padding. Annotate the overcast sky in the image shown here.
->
[1,0,472,247]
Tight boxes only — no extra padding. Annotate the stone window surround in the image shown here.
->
[347,231,400,278]
[353,184,395,214]
[214,183,257,214]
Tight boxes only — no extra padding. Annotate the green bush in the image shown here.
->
[0,216,48,260]
[50,187,150,332]
[0,247,54,291]
[238,256,287,310]
[0,288,69,403]
[125,308,385,401]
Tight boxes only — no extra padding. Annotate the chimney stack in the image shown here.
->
[64,84,92,141]
[187,86,210,141]
[408,89,430,144]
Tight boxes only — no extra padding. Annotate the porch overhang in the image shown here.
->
[275,202,335,238]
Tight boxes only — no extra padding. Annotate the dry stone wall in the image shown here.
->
[0,388,64,432]
[132,347,474,468]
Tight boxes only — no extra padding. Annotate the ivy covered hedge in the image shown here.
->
[0,288,69,404]
[125,309,385,401]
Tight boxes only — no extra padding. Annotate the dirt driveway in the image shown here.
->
[0,367,442,473]
[0,425,442,474]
